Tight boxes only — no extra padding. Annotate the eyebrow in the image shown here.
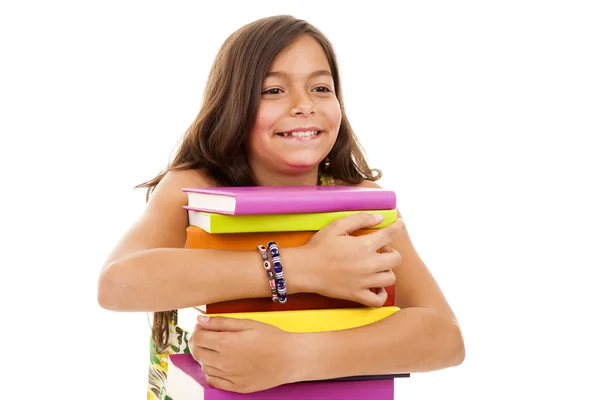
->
[264,70,332,79]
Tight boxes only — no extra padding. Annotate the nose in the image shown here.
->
[289,91,316,116]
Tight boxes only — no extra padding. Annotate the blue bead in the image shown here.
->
[274,265,282,273]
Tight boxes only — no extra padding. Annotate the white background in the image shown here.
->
[1,1,599,399]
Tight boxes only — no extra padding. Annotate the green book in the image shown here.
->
[185,209,397,233]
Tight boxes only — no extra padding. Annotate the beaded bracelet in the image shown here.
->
[257,244,278,302]
[267,241,287,304]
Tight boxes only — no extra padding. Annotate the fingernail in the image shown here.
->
[373,214,384,223]
[197,315,210,325]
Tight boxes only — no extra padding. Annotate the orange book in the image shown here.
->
[185,226,395,313]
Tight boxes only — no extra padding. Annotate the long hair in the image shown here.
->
[135,15,381,352]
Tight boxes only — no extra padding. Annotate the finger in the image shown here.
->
[201,363,230,378]
[198,315,255,332]
[377,245,403,268]
[369,270,397,288]
[356,287,388,308]
[378,244,394,254]
[205,373,236,391]
[368,249,402,274]
[192,327,226,352]
[372,286,389,306]
[325,212,386,235]
[363,219,405,251]
[190,345,220,368]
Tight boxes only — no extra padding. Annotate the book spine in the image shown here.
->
[168,353,395,400]
[234,192,397,215]
[206,306,400,332]
[200,209,397,233]
[206,288,395,313]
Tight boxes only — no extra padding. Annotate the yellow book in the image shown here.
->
[177,306,400,333]
[185,209,397,233]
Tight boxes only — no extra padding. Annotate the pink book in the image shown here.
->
[167,353,395,400]
[181,185,396,215]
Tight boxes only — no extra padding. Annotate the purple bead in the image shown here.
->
[270,248,279,257]
[273,264,282,273]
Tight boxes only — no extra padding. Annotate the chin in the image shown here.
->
[279,157,322,171]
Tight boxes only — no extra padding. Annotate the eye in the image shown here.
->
[314,86,332,93]
[262,88,283,95]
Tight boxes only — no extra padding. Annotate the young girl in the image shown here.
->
[98,14,464,398]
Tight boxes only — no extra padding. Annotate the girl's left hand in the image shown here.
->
[188,315,297,393]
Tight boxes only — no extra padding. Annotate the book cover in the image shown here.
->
[184,226,395,313]
[186,208,397,234]
[167,353,396,400]
[177,306,400,334]
[182,185,397,215]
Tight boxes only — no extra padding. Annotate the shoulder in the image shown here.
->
[333,178,382,189]
[354,180,382,189]
[101,168,216,266]
[149,168,216,206]
[161,168,216,188]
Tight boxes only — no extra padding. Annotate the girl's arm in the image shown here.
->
[289,307,464,381]
[288,181,465,379]
[97,171,400,313]
[189,210,463,390]
[98,246,309,312]
[97,170,308,312]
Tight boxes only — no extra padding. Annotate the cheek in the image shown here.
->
[324,101,342,130]
[249,111,272,146]
[254,103,281,132]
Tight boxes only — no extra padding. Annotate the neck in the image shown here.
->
[252,165,321,187]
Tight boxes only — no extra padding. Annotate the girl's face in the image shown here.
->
[248,34,341,185]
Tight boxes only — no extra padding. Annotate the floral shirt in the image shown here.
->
[147,312,191,400]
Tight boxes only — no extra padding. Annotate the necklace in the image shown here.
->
[318,172,335,186]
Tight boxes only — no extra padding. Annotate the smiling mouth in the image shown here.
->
[276,130,323,138]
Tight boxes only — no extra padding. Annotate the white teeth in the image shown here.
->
[278,130,320,137]
[290,130,318,137]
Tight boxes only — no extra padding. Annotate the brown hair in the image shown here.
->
[135,15,381,352]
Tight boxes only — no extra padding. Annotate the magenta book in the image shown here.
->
[167,353,395,400]
[181,185,396,215]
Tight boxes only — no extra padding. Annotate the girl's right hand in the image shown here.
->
[300,212,404,307]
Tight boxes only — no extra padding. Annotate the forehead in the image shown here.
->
[268,35,331,76]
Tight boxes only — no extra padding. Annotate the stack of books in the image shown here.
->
[168,185,407,399]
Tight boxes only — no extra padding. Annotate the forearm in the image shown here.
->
[97,246,307,312]
[290,307,465,381]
